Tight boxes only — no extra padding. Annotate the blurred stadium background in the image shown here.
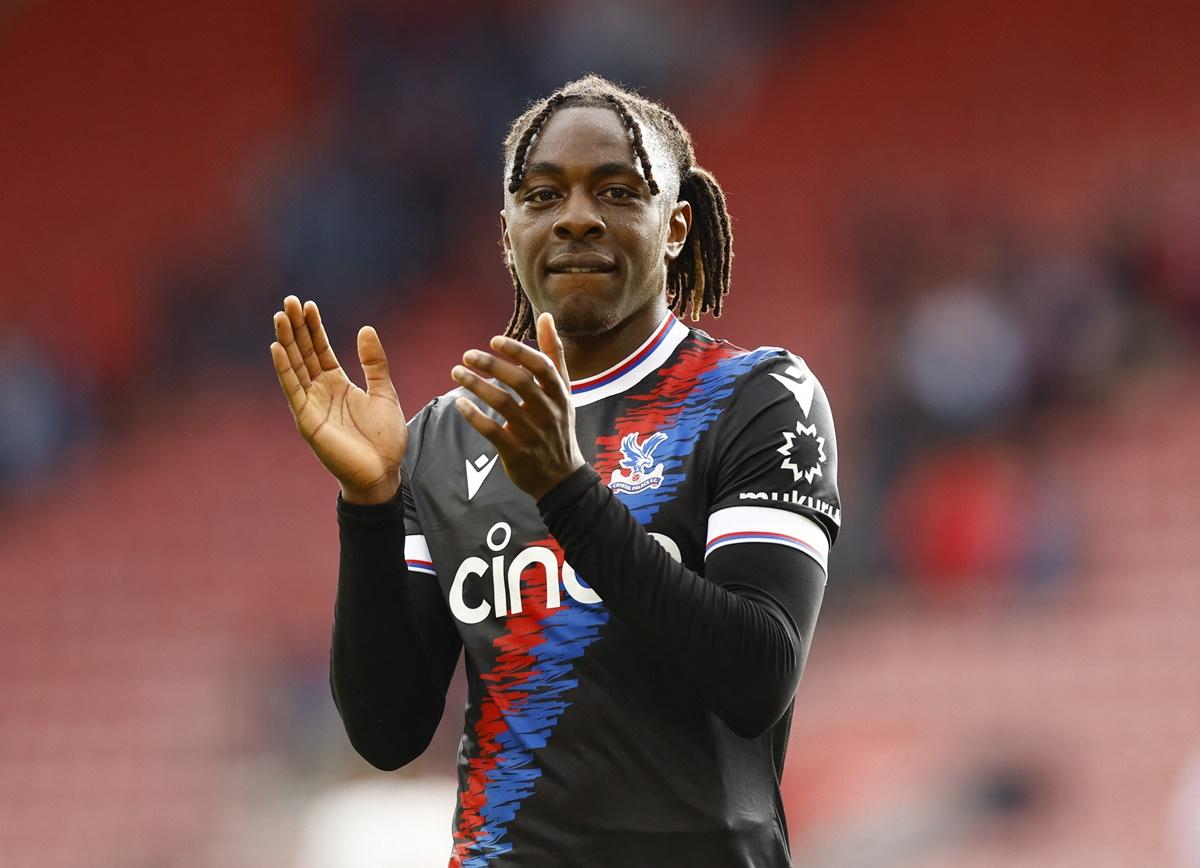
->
[2,0,1198,865]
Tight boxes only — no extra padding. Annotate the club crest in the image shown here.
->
[609,432,667,493]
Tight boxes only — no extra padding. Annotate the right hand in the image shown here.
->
[270,295,407,505]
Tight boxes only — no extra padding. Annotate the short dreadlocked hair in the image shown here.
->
[500,74,733,341]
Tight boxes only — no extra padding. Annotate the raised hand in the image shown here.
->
[451,312,586,501]
[270,296,407,505]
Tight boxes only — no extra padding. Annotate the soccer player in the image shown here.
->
[270,74,840,867]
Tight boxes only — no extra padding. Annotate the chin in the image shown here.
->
[539,294,620,338]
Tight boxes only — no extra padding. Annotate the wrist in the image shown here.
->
[536,463,601,513]
[340,476,401,506]
[527,459,588,503]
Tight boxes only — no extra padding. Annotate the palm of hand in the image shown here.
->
[271,297,407,503]
[298,369,407,495]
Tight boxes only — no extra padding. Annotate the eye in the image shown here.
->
[601,186,638,200]
[523,187,559,204]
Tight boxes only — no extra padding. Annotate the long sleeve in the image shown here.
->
[331,484,461,770]
[538,465,826,739]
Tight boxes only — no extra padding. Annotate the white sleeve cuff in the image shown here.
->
[706,506,829,573]
[404,535,436,576]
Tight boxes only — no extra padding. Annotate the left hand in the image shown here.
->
[451,312,586,501]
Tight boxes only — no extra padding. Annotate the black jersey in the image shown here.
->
[339,313,840,867]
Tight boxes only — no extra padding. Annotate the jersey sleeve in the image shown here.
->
[401,400,438,578]
[707,352,841,574]
[331,397,460,770]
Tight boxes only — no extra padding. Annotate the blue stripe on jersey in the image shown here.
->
[465,597,608,866]
[618,347,777,524]
[459,342,778,864]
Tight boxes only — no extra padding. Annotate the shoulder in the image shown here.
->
[403,386,496,478]
[694,334,843,543]
[682,328,832,420]
[660,328,799,403]
[409,382,505,430]
[739,346,832,422]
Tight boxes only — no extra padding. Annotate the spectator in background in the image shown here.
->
[0,331,76,487]
[1169,744,1200,868]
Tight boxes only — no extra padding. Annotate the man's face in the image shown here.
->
[501,106,691,338]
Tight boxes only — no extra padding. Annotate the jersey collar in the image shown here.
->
[568,313,689,407]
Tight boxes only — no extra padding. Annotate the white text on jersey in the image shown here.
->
[448,521,681,624]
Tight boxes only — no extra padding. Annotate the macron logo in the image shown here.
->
[769,358,815,418]
[466,453,499,501]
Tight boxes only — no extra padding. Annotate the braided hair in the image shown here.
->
[501,74,733,340]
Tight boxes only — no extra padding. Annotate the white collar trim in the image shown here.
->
[568,313,688,407]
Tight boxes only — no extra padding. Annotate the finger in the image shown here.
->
[284,295,323,382]
[461,349,554,416]
[357,326,398,400]
[536,312,571,386]
[489,331,570,405]
[451,364,536,434]
[270,341,307,415]
[454,396,516,452]
[273,308,312,389]
[304,300,341,372]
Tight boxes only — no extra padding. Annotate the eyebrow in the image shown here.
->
[522,160,644,181]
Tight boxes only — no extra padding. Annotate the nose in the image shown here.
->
[553,188,605,240]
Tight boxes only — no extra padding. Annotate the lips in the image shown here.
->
[546,252,617,274]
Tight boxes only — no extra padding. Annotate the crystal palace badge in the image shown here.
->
[609,432,667,494]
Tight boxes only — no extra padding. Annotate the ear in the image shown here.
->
[500,210,511,262]
[664,200,692,262]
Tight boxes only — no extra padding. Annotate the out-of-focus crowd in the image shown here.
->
[834,177,1199,598]
[3,1,1199,865]
[0,0,815,492]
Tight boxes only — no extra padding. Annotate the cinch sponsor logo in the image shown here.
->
[738,491,841,525]
[449,521,680,625]
[449,521,598,624]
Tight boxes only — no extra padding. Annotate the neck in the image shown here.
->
[560,300,670,383]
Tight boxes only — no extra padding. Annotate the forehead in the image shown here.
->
[526,106,634,165]
[523,105,670,180]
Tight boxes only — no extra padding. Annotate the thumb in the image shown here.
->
[357,326,397,400]
[536,312,570,385]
